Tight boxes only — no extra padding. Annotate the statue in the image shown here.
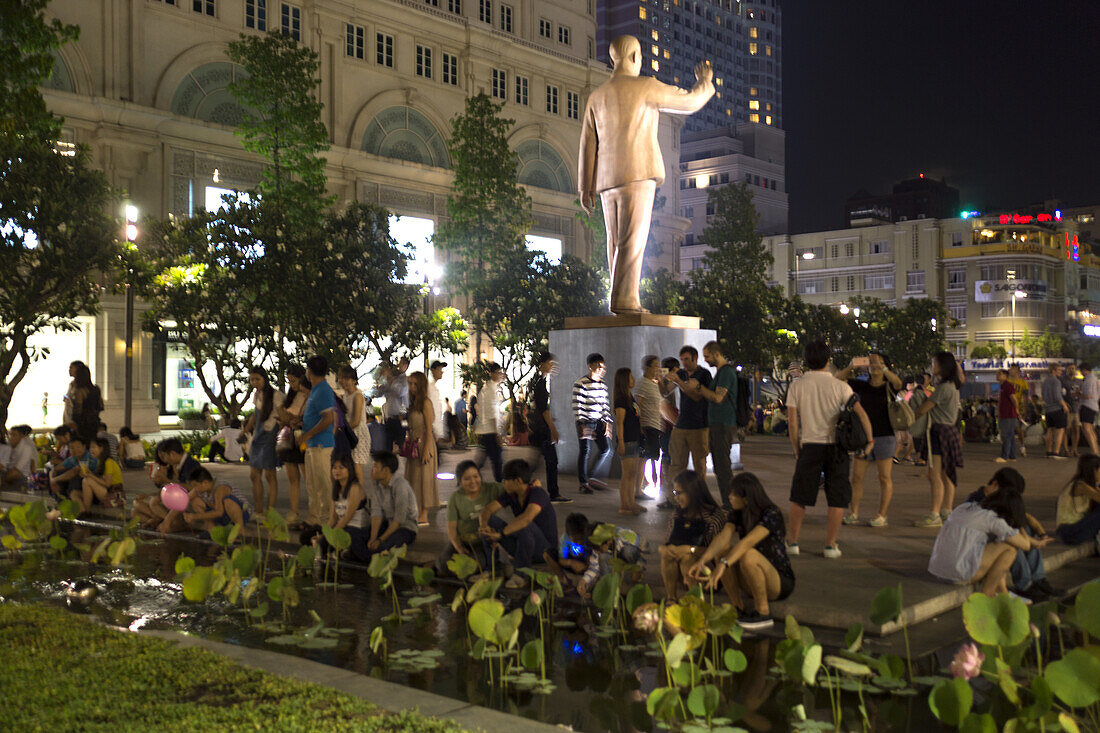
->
[579,35,715,315]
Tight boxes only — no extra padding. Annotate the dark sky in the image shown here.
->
[782,0,1100,233]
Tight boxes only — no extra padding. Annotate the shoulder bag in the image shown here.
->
[887,383,915,432]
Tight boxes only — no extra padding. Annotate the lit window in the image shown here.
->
[663,49,670,59]
[715,76,722,86]
[765,44,772,56]
[749,26,757,38]
[280,3,300,41]
[749,42,757,55]
[246,0,266,30]
[749,113,760,123]
[345,23,364,58]
[651,29,659,40]
[749,87,758,95]
[748,100,759,110]
[765,115,772,125]
[766,102,772,111]
[639,7,646,19]
[651,59,659,71]
[651,44,659,55]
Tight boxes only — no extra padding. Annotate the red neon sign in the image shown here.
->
[1065,232,1080,261]
[999,211,1062,225]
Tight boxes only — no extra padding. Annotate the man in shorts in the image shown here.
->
[1061,363,1082,456]
[786,340,873,559]
[1041,363,1069,459]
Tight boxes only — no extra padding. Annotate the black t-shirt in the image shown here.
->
[614,394,642,442]
[729,506,795,580]
[849,378,893,437]
[499,486,558,552]
[676,367,711,429]
[531,376,550,436]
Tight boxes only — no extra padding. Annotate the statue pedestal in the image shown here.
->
[548,315,717,477]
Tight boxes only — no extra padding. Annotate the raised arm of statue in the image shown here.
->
[655,61,715,115]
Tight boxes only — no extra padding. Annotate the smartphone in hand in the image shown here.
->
[851,356,870,368]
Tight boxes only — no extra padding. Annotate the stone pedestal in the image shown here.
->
[548,314,717,476]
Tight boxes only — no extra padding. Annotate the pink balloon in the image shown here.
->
[160,483,190,512]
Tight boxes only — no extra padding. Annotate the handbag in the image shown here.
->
[836,394,868,453]
[887,384,915,432]
[399,437,420,460]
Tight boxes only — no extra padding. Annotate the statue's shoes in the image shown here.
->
[610,306,651,315]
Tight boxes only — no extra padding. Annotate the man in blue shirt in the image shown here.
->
[299,355,336,527]
[49,435,96,497]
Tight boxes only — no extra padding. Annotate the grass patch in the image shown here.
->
[0,603,468,732]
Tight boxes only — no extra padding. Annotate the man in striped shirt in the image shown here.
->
[573,352,613,495]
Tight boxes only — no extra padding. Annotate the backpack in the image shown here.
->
[836,394,868,453]
[736,375,751,428]
[887,384,915,431]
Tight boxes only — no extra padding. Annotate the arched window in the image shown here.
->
[170,62,248,126]
[361,106,450,169]
[516,140,572,193]
[44,49,74,93]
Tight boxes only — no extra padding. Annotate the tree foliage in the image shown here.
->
[435,94,533,353]
[0,1,118,434]
[1015,327,1071,358]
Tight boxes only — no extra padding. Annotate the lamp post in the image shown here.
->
[1011,290,1026,358]
[793,249,814,295]
[123,203,138,429]
[422,259,443,372]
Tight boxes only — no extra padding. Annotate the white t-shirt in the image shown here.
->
[428,381,444,437]
[217,428,245,462]
[253,389,287,432]
[786,370,854,445]
[475,383,500,435]
[10,438,37,476]
[634,378,663,431]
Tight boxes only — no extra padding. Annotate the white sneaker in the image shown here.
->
[841,512,859,525]
[994,457,1008,464]
[786,542,800,556]
[823,544,842,559]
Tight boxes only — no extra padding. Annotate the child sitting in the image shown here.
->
[174,467,252,532]
[556,513,601,598]
[49,435,95,499]
[118,427,146,469]
[72,437,125,513]
[302,455,369,560]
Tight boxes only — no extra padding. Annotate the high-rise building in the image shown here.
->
[597,0,782,135]
[845,176,961,228]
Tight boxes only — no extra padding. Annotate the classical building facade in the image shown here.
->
[763,209,1100,379]
[16,0,690,430]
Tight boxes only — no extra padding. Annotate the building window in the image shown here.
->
[448,0,461,12]
[906,270,925,293]
[442,52,458,85]
[588,37,595,59]
[280,3,300,40]
[845,242,855,257]
[864,273,894,290]
[346,23,364,59]
[154,0,177,4]
[639,6,646,19]
[949,304,967,325]
[566,90,579,120]
[558,26,571,45]
[546,84,558,114]
[478,0,491,23]
[947,269,966,290]
[539,18,552,38]
[951,231,965,247]
[830,277,839,292]
[425,0,438,5]
[846,275,855,291]
[515,75,528,105]
[491,68,506,99]
[748,113,760,123]
[193,0,214,16]
[499,4,512,32]
[416,45,432,78]
[749,42,758,55]
[682,206,694,218]
[749,26,758,38]
[376,33,394,67]
[245,0,266,30]
[797,278,823,295]
[869,240,889,255]
[980,264,1004,281]
[749,100,760,110]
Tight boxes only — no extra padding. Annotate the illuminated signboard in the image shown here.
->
[997,211,1062,225]
[1065,232,1080,261]
[1084,324,1100,337]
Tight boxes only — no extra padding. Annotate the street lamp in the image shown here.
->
[793,249,814,295]
[123,203,138,429]
[1011,290,1027,358]
[422,259,443,371]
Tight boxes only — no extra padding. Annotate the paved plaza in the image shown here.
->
[26,432,1099,652]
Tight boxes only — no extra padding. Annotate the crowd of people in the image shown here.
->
[4,342,1100,631]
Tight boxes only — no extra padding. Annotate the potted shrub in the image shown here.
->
[177,407,205,430]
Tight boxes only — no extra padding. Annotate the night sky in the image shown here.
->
[782,0,1100,233]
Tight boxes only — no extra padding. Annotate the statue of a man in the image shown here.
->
[579,35,714,315]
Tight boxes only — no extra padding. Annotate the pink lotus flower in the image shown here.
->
[529,591,541,608]
[949,643,985,680]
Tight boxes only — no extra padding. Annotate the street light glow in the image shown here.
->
[801,251,815,260]
[125,224,138,241]
[124,204,138,223]
[1014,290,1027,299]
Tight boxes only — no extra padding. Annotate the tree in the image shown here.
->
[699,182,770,287]
[849,296,949,374]
[226,32,331,226]
[1017,327,1070,358]
[0,2,119,435]
[0,0,78,141]
[435,94,533,355]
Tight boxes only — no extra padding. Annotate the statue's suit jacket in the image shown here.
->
[579,73,715,195]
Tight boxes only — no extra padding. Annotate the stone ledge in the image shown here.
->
[563,313,702,329]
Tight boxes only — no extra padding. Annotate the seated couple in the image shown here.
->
[48,435,126,514]
[660,470,796,631]
[929,467,1055,601]
[434,458,558,590]
[306,451,419,563]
